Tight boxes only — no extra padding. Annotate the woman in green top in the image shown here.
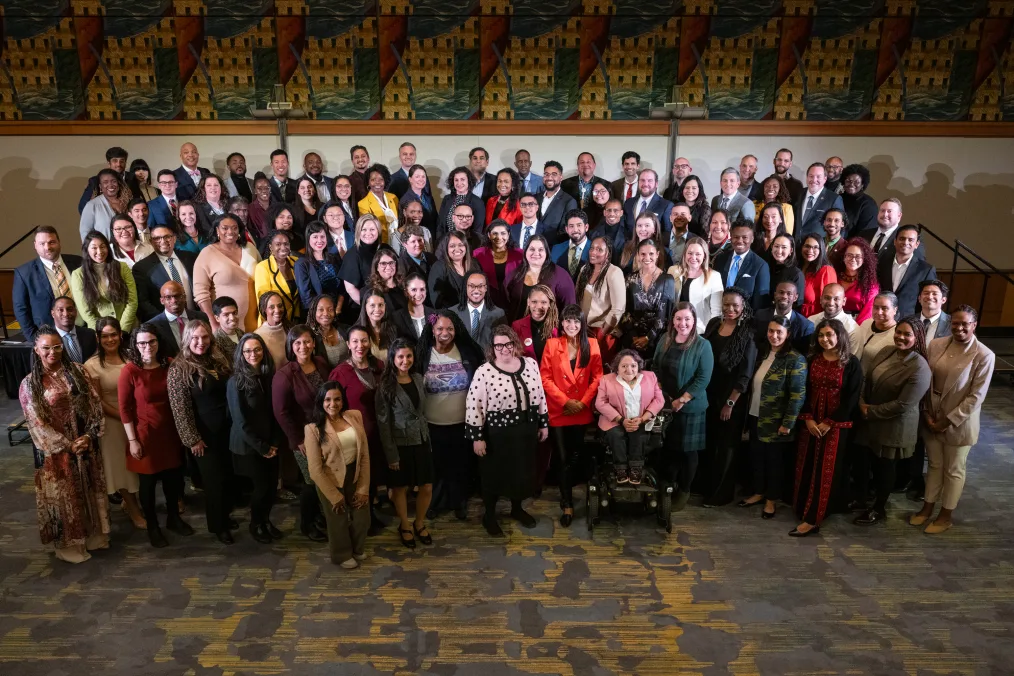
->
[71,230,138,331]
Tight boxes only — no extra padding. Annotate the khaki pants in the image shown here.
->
[924,436,971,510]
[316,461,368,564]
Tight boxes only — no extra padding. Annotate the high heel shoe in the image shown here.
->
[761,509,776,520]
[400,527,416,548]
[413,523,433,545]
[788,525,820,537]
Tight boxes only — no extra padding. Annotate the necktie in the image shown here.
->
[638,200,647,216]
[524,176,530,192]
[471,309,480,334]
[63,332,82,363]
[522,226,533,249]
[803,194,815,222]
[720,196,729,210]
[626,183,633,201]
[318,180,330,202]
[569,245,579,276]
[176,316,185,334]
[190,170,200,182]
[169,198,178,219]
[873,233,885,252]
[52,263,69,297]
[923,317,931,330]
[728,254,742,287]
[166,256,182,284]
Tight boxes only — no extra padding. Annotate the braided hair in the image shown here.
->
[27,326,95,426]
[704,286,755,368]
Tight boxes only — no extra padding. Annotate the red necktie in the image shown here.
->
[169,199,178,218]
[176,317,185,333]
[626,183,633,201]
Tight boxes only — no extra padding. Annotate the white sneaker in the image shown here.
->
[339,558,359,569]
[352,552,369,562]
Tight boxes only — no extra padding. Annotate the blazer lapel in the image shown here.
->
[935,338,976,400]
[32,260,55,303]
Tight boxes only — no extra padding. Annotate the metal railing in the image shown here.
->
[0,226,44,340]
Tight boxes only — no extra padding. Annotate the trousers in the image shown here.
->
[924,436,971,510]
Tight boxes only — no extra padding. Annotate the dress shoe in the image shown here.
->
[483,515,504,537]
[265,521,283,539]
[788,525,820,537]
[339,558,359,569]
[250,523,273,544]
[426,508,437,520]
[400,528,416,549]
[303,526,327,542]
[909,513,930,527]
[228,518,240,530]
[148,527,169,548]
[511,508,537,528]
[560,512,573,528]
[108,492,123,505]
[165,516,195,536]
[738,497,763,508]
[924,520,952,534]
[454,502,469,521]
[216,531,235,545]
[352,552,369,562]
[854,509,886,526]
[413,523,433,545]
[761,509,776,520]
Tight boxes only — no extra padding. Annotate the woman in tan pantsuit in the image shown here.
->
[911,305,995,534]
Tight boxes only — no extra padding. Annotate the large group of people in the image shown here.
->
[12,141,996,567]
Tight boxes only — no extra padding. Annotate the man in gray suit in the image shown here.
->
[710,168,755,224]
[793,162,844,243]
[918,279,952,341]
[453,272,505,351]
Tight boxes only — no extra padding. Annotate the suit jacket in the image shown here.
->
[859,227,927,262]
[739,179,765,203]
[511,315,558,361]
[147,195,177,228]
[132,250,198,321]
[273,357,331,449]
[13,255,84,341]
[376,372,429,463]
[857,347,931,450]
[453,302,506,350]
[173,166,211,202]
[561,175,607,209]
[595,371,665,431]
[227,373,285,457]
[397,248,437,281]
[622,194,674,242]
[753,308,814,355]
[550,239,591,281]
[510,221,546,249]
[299,173,336,203]
[518,172,543,195]
[60,326,97,364]
[269,176,298,204]
[923,336,995,446]
[662,176,686,203]
[149,309,209,358]
[223,174,255,199]
[876,254,937,317]
[473,246,522,310]
[611,177,639,203]
[535,189,578,247]
[540,335,603,426]
[714,249,771,310]
[391,306,434,340]
[710,192,756,224]
[388,168,431,203]
[793,188,844,242]
[925,311,952,340]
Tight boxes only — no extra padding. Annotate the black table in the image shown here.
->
[0,336,32,400]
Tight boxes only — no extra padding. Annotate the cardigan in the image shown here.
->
[69,262,139,332]
[595,372,665,431]
[753,349,808,442]
[651,335,715,414]
[540,336,604,427]
[271,357,330,449]
[857,347,931,450]
[304,409,371,507]
[376,373,430,464]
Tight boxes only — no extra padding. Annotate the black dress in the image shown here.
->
[387,380,435,488]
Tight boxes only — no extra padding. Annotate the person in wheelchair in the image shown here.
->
[652,302,715,512]
[595,349,665,486]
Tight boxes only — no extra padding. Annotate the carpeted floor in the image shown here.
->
[0,384,1012,676]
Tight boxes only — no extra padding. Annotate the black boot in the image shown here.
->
[148,526,168,548]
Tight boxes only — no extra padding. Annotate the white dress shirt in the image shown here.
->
[801,189,821,223]
[157,252,194,312]
[922,311,941,338]
[540,190,557,214]
[164,309,191,348]
[871,224,898,253]
[618,374,643,419]
[891,255,912,290]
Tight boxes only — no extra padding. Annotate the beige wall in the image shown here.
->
[2,132,1011,269]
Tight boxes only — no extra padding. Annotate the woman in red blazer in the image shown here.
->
[485,169,523,226]
[595,349,665,485]
[540,304,603,527]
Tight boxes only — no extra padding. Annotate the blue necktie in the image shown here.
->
[471,309,480,334]
[727,254,742,287]
[522,225,533,249]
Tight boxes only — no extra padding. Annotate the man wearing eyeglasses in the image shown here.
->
[50,296,96,364]
[452,272,505,350]
[509,195,545,250]
[148,169,181,229]
[132,225,199,321]
[148,281,208,358]
[451,204,482,251]
[662,156,693,202]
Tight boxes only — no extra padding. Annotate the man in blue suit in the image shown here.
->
[13,226,83,342]
[514,149,543,195]
[148,169,180,228]
[172,142,211,201]
[622,169,674,244]
[793,162,844,243]
[388,142,431,201]
[753,280,815,354]
[50,297,96,364]
[510,194,546,249]
[713,222,771,310]
[550,209,591,282]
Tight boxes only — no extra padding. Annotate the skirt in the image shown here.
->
[668,410,707,454]
[480,419,539,500]
[869,443,916,461]
[387,443,435,488]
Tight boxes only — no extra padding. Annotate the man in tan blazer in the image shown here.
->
[911,305,995,534]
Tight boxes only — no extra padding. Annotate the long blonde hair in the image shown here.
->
[169,319,232,388]
[672,236,713,285]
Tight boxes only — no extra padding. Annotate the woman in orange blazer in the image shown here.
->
[485,168,523,226]
[540,304,603,527]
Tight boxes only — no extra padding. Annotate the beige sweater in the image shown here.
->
[255,322,288,368]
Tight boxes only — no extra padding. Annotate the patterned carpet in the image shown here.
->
[1,385,1013,675]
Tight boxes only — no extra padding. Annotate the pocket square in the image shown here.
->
[741,273,753,279]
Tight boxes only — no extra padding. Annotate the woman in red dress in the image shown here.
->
[485,168,523,226]
[119,322,194,548]
[834,237,878,323]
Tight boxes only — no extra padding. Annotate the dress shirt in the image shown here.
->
[577,177,593,206]
[56,326,83,363]
[718,192,736,210]
[40,256,70,298]
[468,302,485,334]
[310,176,331,202]
[157,252,194,311]
[568,239,587,273]
[162,193,178,212]
[618,374,643,419]
[801,189,820,223]
[165,309,190,348]
[825,235,841,250]
[637,196,651,216]
[623,181,636,201]
[185,168,201,185]
[520,174,535,193]
[472,176,486,199]
[871,225,898,253]
[921,311,941,338]
[540,190,557,214]
[891,255,911,290]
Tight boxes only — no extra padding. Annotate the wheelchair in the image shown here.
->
[584,409,677,534]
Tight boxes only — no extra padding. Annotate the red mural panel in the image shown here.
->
[678,16,710,85]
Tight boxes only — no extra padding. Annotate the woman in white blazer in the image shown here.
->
[667,236,724,334]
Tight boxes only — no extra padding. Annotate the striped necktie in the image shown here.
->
[52,262,69,297]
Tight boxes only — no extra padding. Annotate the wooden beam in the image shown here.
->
[285,120,672,135]
[677,121,1014,137]
[0,121,278,135]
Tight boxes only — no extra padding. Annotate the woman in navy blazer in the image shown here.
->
[295,222,343,309]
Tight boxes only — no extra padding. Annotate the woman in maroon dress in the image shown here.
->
[119,323,194,548]
[791,318,862,537]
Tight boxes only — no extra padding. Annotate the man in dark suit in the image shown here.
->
[388,142,424,200]
[753,280,815,354]
[793,162,844,243]
[876,225,936,317]
[78,146,138,214]
[51,297,96,364]
[348,144,371,204]
[149,281,209,358]
[13,226,84,342]
[536,161,578,247]
[611,151,641,202]
[560,152,607,210]
[738,154,765,202]
[223,152,254,201]
[773,148,804,204]
[132,225,199,321]
[469,147,498,202]
[662,156,693,202]
[300,152,336,203]
[714,222,771,310]
[589,198,627,265]
[550,209,591,282]
[148,169,180,228]
[172,142,211,201]
[453,272,506,351]
[511,194,546,249]
[267,148,297,203]
[622,169,674,243]
[859,198,925,261]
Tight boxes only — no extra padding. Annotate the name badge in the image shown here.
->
[524,338,533,346]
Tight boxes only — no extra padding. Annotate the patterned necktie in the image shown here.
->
[169,198,178,219]
[728,254,742,286]
[638,200,647,216]
[471,309,480,334]
[63,332,82,363]
[803,194,815,222]
[166,256,182,284]
[569,245,579,276]
[52,262,69,297]
[522,225,533,249]
[626,183,633,201]
[720,196,729,210]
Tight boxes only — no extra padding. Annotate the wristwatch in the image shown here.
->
[726,399,736,407]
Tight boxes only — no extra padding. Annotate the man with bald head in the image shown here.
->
[173,142,210,201]
[663,156,693,201]
[149,280,208,358]
[806,282,860,354]
[824,156,844,194]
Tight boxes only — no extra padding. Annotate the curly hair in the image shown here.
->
[835,236,878,299]
[445,166,477,194]
[366,244,403,293]
[27,326,96,426]
[760,174,791,203]
[414,309,483,377]
[366,163,391,191]
[841,163,870,191]
[704,287,755,368]
[484,324,524,364]
[128,322,170,368]
[810,318,852,366]
[79,230,130,314]
[195,174,227,206]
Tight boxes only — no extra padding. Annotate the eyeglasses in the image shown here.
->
[675,163,691,170]
[520,202,538,208]
[242,347,264,355]
[161,293,185,300]
[135,339,157,347]
[112,227,134,234]
[454,213,474,219]
[492,343,513,352]
[377,261,397,268]
[843,253,863,261]
[38,345,63,353]
[467,283,487,290]
[151,235,175,243]
[158,180,177,186]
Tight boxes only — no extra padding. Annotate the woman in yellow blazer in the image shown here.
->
[357,164,399,245]
[254,230,301,323]
[71,230,139,331]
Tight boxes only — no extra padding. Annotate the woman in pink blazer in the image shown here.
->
[596,348,665,485]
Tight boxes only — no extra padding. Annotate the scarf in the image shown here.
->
[446,193,469,233]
